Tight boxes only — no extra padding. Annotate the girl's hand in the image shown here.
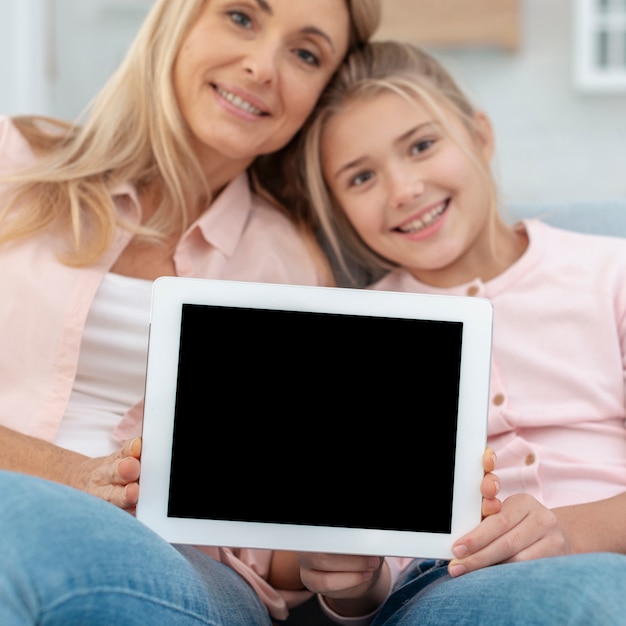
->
[298,447,502,616]
[480,447,501,518]
[297,552,389,618]
[448,492,570,578]
[72,437,142,513]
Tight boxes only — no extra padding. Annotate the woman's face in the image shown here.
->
[321,91,496,287]
[174,0,351,174]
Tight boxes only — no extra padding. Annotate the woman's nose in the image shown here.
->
[242,38,278,84]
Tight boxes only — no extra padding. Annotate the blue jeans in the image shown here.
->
[372,555,626,625]
[0,471,272,625]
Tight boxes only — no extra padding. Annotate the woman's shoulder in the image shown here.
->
[0,115,26,150]
[0,115,38,172]
[246,191,321,254]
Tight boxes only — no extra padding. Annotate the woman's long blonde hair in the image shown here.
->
[0,0,381,266]
[284,40,499,281]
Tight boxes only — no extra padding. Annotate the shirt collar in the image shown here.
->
[193,172,252,257]
[110,181,142,223]
[109,172,253,258]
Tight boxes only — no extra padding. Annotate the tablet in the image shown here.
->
[137,276,493,559]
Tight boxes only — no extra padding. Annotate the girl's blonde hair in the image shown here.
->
[0,0,381,266]
[286,40,499,280]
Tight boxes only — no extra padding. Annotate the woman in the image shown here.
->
[0,1,382,624]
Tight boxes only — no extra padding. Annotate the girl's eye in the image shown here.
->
[350,171,374,187]
[228,10,253,29]
[295,48,321,67]
[411,138,435,155]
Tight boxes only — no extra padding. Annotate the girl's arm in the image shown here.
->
[448,491,626,578]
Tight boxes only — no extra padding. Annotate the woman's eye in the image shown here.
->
[228,10,252,29]
[411,139,435,155]
[295,48,321,67]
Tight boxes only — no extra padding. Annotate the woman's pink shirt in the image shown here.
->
[0,116,408,622]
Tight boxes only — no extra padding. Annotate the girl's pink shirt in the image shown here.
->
[372,220,626,510]
[0,116,415,623]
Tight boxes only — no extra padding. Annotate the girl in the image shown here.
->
[289,40,626,624]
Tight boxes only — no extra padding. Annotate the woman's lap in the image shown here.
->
[6,470,626,625]
[373,554,626,625]
[0,470,271,626]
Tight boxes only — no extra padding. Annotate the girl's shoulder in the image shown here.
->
[526,217,626,251]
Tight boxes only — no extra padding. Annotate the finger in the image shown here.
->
[453,504,527,559]
[451,504,554,573]
[450,531,554,578]
[482,447,496,473]
[482,495,502,518]
[298,553,380,574]
[299,557,382,596]
[480,472,500,499]
[121,437,142,459]
[122,481,140,508]
[117,455,141,483]
[99,479,139,510]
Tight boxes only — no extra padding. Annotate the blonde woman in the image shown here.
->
[0,1,383,624]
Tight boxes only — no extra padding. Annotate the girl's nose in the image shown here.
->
[391,170,425,209]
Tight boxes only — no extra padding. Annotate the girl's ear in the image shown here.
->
[472,111,495,162]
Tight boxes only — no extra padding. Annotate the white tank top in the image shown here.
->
[54,272,153,457]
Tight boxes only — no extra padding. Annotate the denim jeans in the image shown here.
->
[372,554,626,625]
[0,471,272,625]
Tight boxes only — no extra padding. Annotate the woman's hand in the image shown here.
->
[72,437,142,513]
[448,492,570,578]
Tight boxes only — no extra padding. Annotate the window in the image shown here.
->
[574,0,626,91]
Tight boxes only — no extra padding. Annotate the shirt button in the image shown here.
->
[525,453,536,466]
[493,393,505,406]
[466,285,480,296]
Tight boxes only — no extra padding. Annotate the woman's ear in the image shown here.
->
[472,111,495,162]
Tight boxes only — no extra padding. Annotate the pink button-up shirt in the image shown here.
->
[372,219,626,509]
[2,115,391,622]
[0,115,324,444]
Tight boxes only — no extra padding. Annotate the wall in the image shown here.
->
[0,0,624,204]
[0,0,54,115]
[377,0,626,204]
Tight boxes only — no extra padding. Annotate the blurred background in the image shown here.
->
[1,0,624,205]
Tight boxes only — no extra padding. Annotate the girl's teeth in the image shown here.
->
[399,204,445,233]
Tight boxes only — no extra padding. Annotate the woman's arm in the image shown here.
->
[0,425,141,511]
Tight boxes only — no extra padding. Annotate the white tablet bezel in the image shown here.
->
[137,276,493,559]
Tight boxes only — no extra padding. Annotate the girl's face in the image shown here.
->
[321,91,497,287]
[174,0,350,178]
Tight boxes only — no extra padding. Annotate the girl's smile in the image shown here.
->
[393,199,450,238]
[321,91,516,286]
